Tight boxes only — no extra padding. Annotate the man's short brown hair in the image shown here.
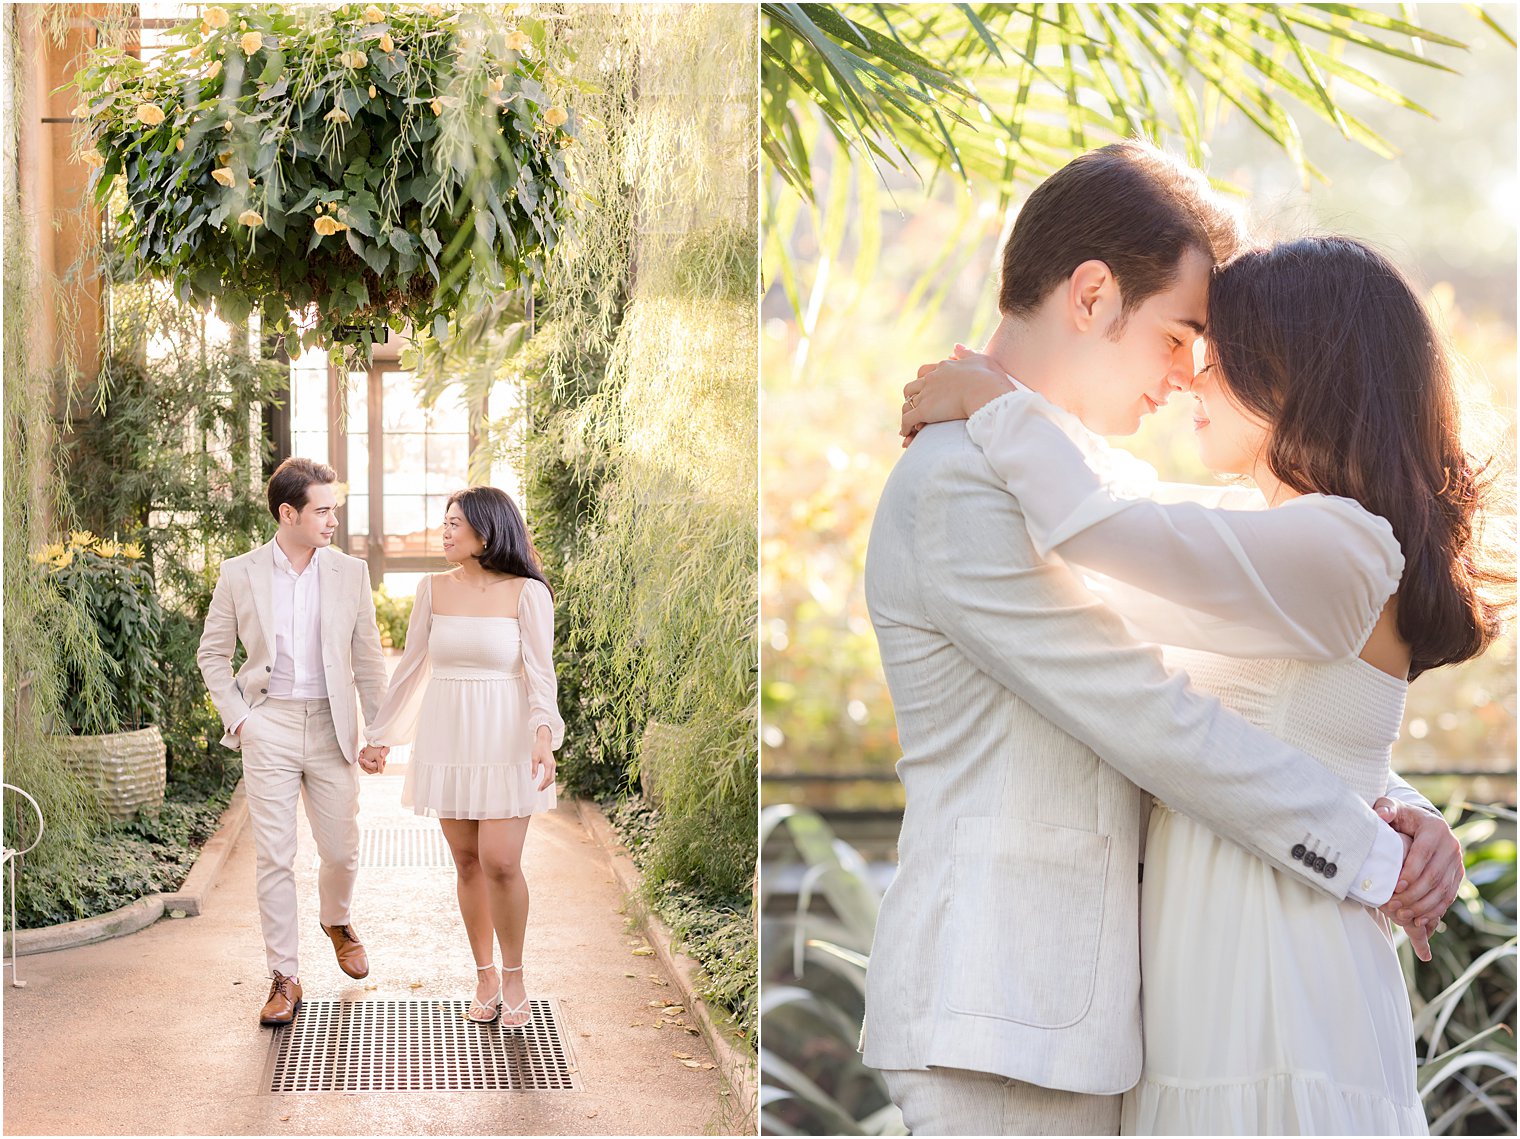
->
[267,457,337,521]
[998,140,1244,321]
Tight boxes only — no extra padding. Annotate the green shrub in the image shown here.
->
[372,584,413,650]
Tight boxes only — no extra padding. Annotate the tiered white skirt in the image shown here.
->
[401,674,556,820]
[1122,805,1427,1136]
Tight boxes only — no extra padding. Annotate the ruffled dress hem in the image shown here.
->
[1123,1070,1428,1136]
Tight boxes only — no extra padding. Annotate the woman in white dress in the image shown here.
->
[361,486,564,1026]
[900,236,1511,1134]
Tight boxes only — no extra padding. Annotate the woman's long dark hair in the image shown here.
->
[1209,236,1513,679]
[446,486,552,595]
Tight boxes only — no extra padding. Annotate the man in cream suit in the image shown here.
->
[862,141,1462,1134]
[198,457,390,1026]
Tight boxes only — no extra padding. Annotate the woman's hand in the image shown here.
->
[900,344,1017,446]
[531,729,557,792]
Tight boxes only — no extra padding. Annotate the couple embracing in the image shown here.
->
[196,459,562,1030]
[863,142,1509,1135]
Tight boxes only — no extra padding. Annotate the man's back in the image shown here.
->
[862,420,1151,1093]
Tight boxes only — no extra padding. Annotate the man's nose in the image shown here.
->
[1166,359,1195,392]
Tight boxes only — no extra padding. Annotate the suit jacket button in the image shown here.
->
[260,688,268,694]
[266,665,272,672]
[1324,863,1338,879]
[1291,844,1307,861]
[1312,854,1327,872]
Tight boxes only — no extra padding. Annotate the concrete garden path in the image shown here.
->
[3,768,737,1136]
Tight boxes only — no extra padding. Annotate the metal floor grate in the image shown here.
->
[267,999,579,1092]
[356,826,454,868]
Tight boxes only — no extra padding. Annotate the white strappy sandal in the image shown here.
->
[500,964,532,1028]
[467,962,503,1023]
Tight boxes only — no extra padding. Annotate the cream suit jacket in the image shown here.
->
[860,423,1404,1096]
[196,540,388,764]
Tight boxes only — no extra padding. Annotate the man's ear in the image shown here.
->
[1066,259,1117,333]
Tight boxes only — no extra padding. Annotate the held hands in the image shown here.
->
[531,729,557,792]
[1374,797,1464,963]
[358,743,390,774]
[900,344,1017,447]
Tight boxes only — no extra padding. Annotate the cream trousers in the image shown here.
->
[239,697,359,977]
[882,1066,1122,1136]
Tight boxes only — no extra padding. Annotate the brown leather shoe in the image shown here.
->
[322,922,370,979]
[260,971,302,1027]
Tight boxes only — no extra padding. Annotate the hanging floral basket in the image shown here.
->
[75,3,576,353]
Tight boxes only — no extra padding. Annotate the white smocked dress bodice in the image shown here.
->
[1161,648,1407,809]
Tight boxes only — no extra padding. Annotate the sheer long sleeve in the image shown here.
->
[519,578,565,749]
[365,574,434,747]
[965,389,1405,661]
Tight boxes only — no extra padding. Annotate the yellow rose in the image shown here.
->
[313,215,340,236]
[543,105,568,128]
[96,541,119,559]
[238,210,264,227]
[82,149,106,168]
[206,59,222,80]
[379,32,393,53]
[53,550,75,570]
[325,107,351,124]
[241,31,262,55]
[205,6,231,29]
[364,4,384,22]
[503,29,531,53]
[34,543,64,565]
[212,166,236,187]
[136,102,166,126]
[368,84,377,98]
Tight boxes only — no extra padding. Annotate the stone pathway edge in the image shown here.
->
[3,780,250,958]
[573,797,758,1118]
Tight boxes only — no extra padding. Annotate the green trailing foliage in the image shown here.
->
[535,6,757,899]
[74,2,576,353]
[3,6,116,899]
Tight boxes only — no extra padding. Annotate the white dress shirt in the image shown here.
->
[269,539,328,699]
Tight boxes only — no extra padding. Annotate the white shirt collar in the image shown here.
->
[272,538,320,577]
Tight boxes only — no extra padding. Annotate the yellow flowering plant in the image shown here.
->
[35,532,164,733]
[74,3,576,354]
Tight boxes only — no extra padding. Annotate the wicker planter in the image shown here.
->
[54,726,167,821]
